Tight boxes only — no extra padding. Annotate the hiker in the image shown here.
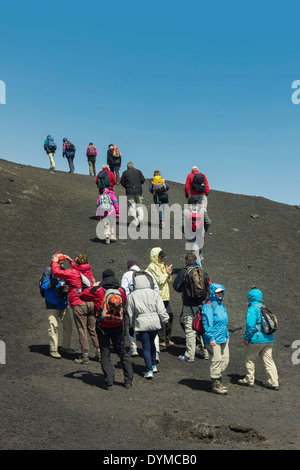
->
[43,135,57,170]
[173,252,210,362]
[185,166,209,211]
[62,137,76,173]
[51,253,100,364]
[96,187,119,244]
[86,142,97,176]
[121,257,159,357]
[182,197,211,266]
[95,164,116,194]
[201,283,229,395]
[120,162,145,227]
[238,288,279,390]
[127,271,169,379]
[149,171,170,227]
[107,144,122,184]
[80,269,133,390]
[41,254,76,359]
[147,248,174,351]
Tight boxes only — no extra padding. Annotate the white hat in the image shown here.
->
[215,288,224,293]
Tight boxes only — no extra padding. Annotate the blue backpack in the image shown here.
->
[47,137,57,151]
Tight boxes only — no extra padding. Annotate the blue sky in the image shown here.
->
[0,1,299,205]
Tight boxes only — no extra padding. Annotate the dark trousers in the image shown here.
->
[139,330,158,372]
[96,325,133,386]
[66,155,75,173]
[159,301,173,342]
[110,164,120,183]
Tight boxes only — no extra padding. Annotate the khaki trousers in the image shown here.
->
[243,343,278,387]
[73,302,99,353]
[181,306,197,360]
[47,308,72,353]
[206,342,230,379]
[48,153,55,170]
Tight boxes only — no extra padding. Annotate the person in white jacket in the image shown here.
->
[127,274,169,379]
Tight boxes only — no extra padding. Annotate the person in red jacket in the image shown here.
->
[51,252,100,364]
[95,164,116,194]
[185,166,209,211]
[80,269,133,390]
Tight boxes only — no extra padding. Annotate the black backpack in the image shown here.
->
[192,173,205,193]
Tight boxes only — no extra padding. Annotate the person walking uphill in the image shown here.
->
[62,137,76,173]
[149,171,170,227]
[86,142,97,176]
[185,166,209,212]
[147,248,174,350]
[51,253,100,364]
[238,288,279,390]
[127,273,169,379]
[121,162,145,227]
[201,283,229,395]
[44,135,57,171]
[80,269,133,390]
[107,144,122,183]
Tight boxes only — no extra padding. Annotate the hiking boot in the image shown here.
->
[124,382,133,389]
[95,350,101,362]
[74,354,89,365]
[178,355,194,363]
[50,351,61,359]
[129,347,138,357]
[159,341,166,347]
[105,237,110,244]
[152,365,158,373]
[144,371,153,380]
[166,338,174,346]
[238,378,254,387]
[211,379,227,395]
[265,384,279,391]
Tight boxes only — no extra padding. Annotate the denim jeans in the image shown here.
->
[139,330,159,372]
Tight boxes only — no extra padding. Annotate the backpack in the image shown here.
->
[96,171,110,192]
[153,181,166,194]
[192,173,205,193]
[255,305,278,335]
[96,288,124,324]
[39,267,51,297]
[192,301,212,335]
[131,270,155,291]
[110,146,120,157]
[99,193,113,212]
[65,141,75,156]
[87,146,96,156]
[47,137,57,151]
[188,211,202,232]
[184,266,207,299]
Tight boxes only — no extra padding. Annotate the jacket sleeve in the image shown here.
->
[41,268,56,290]
[173,268,185,292]
[204,174,209,195]
[140,171,145,185]
[147,264,169,288]
[185,174,192,198]
[109,171,117,187]
[149,181,154,193]
[244,306,259,341]
[201,303,215,342]
[157,295,169,323]
[51,262,77,284]
[111,194,120,217]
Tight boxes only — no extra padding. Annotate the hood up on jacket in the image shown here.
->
[209,283,225,302]
[134,273,153,290]
[101,276,121,290]
[248,288,263,306]
[150,247,164,264]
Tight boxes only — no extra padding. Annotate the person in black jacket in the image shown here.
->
[173,252,210,362]
[107,144,122,183]
[120,162,145,227]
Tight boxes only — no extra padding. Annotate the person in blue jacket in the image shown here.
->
[41,255,76,359]
[202,283,229,394]
[238,288,279,390]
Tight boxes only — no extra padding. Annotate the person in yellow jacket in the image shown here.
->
[147,247,174,352]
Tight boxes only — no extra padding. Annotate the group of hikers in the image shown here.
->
[41,136,279,394]
[41,250,279,394]
[43,136,121,179]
